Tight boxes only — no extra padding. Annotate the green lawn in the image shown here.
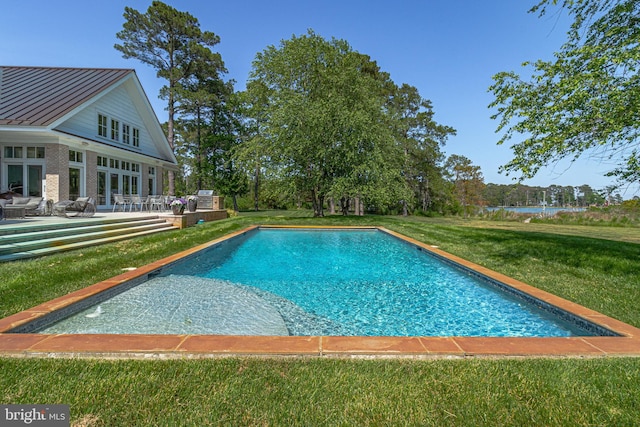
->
[1,212,639,426]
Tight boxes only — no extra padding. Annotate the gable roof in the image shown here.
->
[0,66,133,126]
[0,66,177,167]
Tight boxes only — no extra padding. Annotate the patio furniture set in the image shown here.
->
[0,196,53,220]
[0,195,96,220]
[112,194,180,213]
[52,197,97,218]
[112,193,214,214]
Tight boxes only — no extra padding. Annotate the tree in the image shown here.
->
[445,155,485,218]
[242,30,407,217]
[387,83,455,215]
[489,0,640,186]
[235,80,276,212]
[212,93,250,211]
[115,1,225,195]
[172,59,232,192]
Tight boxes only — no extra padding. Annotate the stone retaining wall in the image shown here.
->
[160,209,228,229]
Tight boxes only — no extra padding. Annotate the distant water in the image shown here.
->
[485,207,586,215]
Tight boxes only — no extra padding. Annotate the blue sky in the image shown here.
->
[3,0,632,193]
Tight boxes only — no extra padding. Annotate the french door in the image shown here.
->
[6,164,44,197]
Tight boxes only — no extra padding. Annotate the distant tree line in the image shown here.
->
[482,183,623,207]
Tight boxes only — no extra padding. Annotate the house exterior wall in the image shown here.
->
[85,150,97,201]
[45,144,69,202]
[55,82,167,161]
[1,67,177,206]
[141,164,149,197]
[157,166,164,195]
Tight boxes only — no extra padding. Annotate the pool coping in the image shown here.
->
[1,224,640,359]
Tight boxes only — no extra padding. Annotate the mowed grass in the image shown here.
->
[1,357,639,426]
[1,212,639,426]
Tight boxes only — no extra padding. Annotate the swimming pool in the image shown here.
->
[34,227,608,337]
[4,225,640,357]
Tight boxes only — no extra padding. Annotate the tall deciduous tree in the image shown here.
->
[242,30,407,217]
[445,154,485,218]
[114,1,225,195]
[236,81,271,211]
[489,0,640,186]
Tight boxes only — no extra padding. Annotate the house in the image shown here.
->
[0,66,177,209]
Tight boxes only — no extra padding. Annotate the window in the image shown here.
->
[27,147,45,158]
[132,128,140,147]
[111,119,120,141]
[98,114,108,137]
[69,150,83,163]
[148,167,155,176]
[110,158,119,169]
[121,161,130,171]
[97,156,108,167]
[131,176,139,195]
[4,146,24,158]
[122,124,130,144]
[132,163,140,173]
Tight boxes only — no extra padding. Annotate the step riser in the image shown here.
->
[0,219,169,245]
[0,215,163,237]
[0,223,175,255]
[0,227,177,262]
[0,216,179,261]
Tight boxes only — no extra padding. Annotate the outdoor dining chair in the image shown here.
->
[129,195,147,211]
[148,195,164,212]
[112,194,129,212]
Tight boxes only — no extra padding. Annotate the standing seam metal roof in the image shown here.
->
[0,66,134,126]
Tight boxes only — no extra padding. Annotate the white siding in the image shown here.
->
[54,81,166,160]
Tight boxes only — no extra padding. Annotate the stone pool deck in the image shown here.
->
[1,225,640,359]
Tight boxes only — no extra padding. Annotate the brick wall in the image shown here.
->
[85,150,97,200]
[141,164,149,197]
[45,145,69,202]
[157,166,164,195]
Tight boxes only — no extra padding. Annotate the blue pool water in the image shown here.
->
[40,228,595,337]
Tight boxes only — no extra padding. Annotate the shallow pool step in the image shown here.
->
[0,217,179,262]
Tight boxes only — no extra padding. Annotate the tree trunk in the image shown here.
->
[253,166,260,211]
[329,197,335,214]
[340,197,349,216]
[317,194,324,217]
[167,83,176,196]
[402,200,408,217]
[196,106,203,191]
[354,197,360,216]
[312,189,324,217]
[421,178,431,211]
[232,194,239,212]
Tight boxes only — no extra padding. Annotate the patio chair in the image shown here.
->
[53,197,96,218]
[162,196,170,211]
[148,195,164,212]
[129,195,147,212]
[112,194,128,212]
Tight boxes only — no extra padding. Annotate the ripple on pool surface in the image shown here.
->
[40,275,289,336]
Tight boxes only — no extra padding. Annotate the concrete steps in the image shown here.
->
[0,216,178,262]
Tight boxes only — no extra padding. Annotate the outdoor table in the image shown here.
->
[3,206,26,219]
